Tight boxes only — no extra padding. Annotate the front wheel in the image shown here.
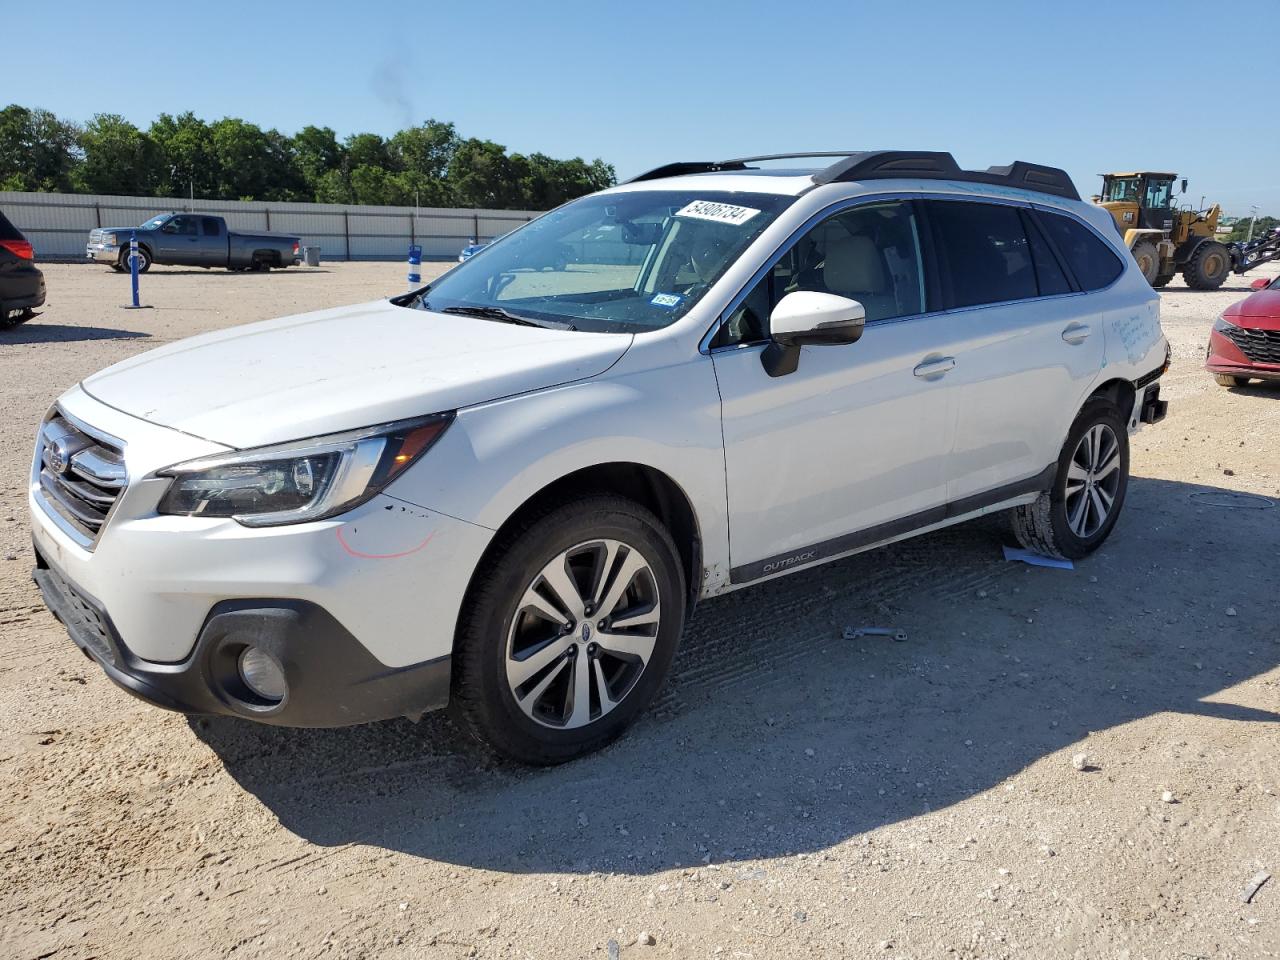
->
[1131,241,1159,285]
[118,246,152,273]
[1010,399,1130,560]
[451,495,685,764]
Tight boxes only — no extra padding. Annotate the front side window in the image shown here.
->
[929,201,1038,308]
[168,215,198,236]
[716,200,925,346]
[1037,211,1124,291]
[1102,177,1140,203]
[410,190,795,334]
[1143,179,1173,209]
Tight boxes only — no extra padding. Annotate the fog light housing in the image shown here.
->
[238,647,287,701]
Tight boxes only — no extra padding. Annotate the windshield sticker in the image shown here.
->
[675,200,761,226]
[651,293,683,308]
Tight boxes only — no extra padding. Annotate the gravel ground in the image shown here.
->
[2,261,1278,960]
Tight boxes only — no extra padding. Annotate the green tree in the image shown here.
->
[149,111,217,198]
[1227,216,1278,244]
[448,138,521,208]
[292,125,344,191]
[344,132,389,173]
[0,104,80,192]
[389,120,457,180]
[209,118,304,200]
[74,114,163,196]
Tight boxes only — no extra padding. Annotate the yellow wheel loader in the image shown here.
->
[1094,172,1233,289]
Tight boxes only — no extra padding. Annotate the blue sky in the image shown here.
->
[9,0,1278,214]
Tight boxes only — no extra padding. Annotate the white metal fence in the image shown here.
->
[0,191,543,262]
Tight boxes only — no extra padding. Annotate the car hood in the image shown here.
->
[1225,289,1280,327]
[81,299,633,448]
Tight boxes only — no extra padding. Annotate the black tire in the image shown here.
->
[1181,241,1230,290]
[1131,241,1159,285]
[1,306,34,330]
[1009,399,1130,560]
[1214,373,1249,387]
[119,246,152,273]
[1152,273,1175,288]
[451,494,686,765]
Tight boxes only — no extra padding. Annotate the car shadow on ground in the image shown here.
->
[138,268,333,277]
[192,476,1279,876]
[2,322,151,344]
[1224,380,1280,397]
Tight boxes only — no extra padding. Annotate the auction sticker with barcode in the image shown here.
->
[675,200,760,226]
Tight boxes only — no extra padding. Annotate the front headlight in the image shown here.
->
[1212,314,1237,335]
[156,413,452,526]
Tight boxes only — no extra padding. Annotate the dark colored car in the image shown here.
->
[1206,274,1280,386]
[86,213,301,272]
[0,211,46,329]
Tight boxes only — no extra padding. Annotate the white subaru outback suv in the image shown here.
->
[29,151,1169,764]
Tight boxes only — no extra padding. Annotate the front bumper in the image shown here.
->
[85,243,119,263]
[1206,328,1280,381]
[27,385,496,726]
[33,548,451,726]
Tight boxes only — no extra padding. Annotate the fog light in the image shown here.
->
[238,647,286,701]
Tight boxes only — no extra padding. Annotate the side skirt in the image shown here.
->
[728,464,1055,587]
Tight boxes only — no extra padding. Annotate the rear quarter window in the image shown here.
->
[1037,211,1124,291]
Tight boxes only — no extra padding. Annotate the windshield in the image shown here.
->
[410,189,795,333]
[140,215,170,229]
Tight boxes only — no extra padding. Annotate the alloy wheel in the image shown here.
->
[1065,423,1121,538]
[505,539,661,729]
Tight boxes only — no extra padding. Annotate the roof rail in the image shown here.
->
[626,150,1080,201]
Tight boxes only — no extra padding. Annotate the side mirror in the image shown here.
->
[1180,179,1188,194]
[1250,277,1271,291]
[761,291,865,377]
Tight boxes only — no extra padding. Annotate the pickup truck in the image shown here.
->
[86,213,301,273]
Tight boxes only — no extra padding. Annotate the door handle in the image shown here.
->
[1061,322,1091,345]
[913,356,956,379]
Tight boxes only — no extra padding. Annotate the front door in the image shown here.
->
[710,199,963,583]
[155,215,203,265]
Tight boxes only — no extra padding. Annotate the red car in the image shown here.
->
[1206,274,1280,386]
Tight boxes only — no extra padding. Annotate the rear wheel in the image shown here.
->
[1010,399,1129,560]
[451,495,685,764]
[1182,241,1231,290]
[1131,241,1159,285]
[1214,373,1249,387]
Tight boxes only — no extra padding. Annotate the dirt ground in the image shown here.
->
[2,261,1278,960]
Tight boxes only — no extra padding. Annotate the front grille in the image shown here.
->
[1224,324,1280,365]
[34,414,126,548]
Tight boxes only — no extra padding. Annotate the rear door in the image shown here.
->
[924,199,1108,503]
[199,217,226,266]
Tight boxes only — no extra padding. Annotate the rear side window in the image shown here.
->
[0,212,25,240]
[202,217,222,237]
[928,201,1038,308]
[1036,211,1124,290]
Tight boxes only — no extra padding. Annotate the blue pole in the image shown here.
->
[129,231,140,307]
[407,243,422,292]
